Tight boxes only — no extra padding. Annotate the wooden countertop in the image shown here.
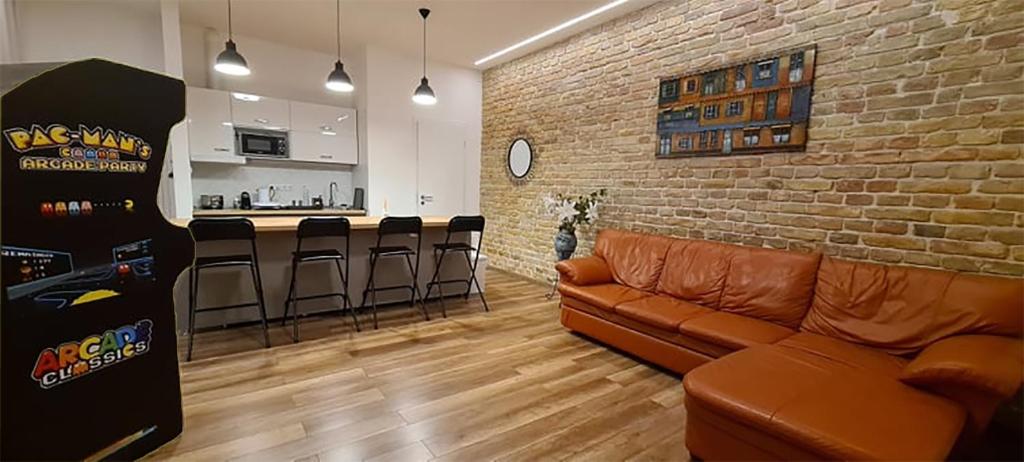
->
[171,215,452,232]
[193,208,366,217]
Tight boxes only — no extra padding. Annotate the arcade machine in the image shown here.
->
[1,59,194,460]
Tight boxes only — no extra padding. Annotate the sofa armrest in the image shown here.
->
[555,256,613,286]
[901,335,1023,399]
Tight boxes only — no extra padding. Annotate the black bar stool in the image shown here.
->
[425,215,489,317]
[186,217,270,361]
[281,217,360,342]
[359,216,428,329]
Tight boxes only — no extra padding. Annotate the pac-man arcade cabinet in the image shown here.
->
[1,59,194,460]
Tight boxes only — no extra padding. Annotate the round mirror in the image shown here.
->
[508,138,533,179]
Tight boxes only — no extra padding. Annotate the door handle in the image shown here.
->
[254,118,269,124]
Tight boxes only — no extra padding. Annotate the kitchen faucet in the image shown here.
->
[329,181,338,208]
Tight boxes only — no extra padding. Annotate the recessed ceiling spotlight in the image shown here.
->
[474,0,629,67]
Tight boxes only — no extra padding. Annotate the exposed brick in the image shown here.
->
[994,163,1024,178]
[932,210,1015,226]
[864,207,931,222]
[897,180,973,194]
[953,196,994,210]
[481,0,1024,280]
[990,229,1024,245]
[863,234,926,251]
[873,221,909,234]
[865,180,897,192]
[912,195,951,208]
[913,224,946,238]
[931,240,1008,259]
[978,179,1024,194]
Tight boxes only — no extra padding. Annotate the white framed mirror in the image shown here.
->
[507,138,533,179]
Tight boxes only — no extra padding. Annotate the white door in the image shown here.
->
[417,119,466,217]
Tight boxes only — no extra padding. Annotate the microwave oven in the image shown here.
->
[235,127,289,158]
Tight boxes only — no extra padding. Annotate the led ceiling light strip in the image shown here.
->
[473,0,629,67]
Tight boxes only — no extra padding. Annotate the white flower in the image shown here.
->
[542,195,558,214]
[556,199,577,224]
[586,202,599,221]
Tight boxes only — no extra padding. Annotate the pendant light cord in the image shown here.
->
[227,0,233,39]
[422,13,427,77]
[336,0,341,60]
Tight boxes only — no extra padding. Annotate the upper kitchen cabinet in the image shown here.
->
[230,93,290,130]
[289,102,358,164]
[186,86,243,164]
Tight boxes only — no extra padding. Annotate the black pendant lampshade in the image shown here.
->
[412,8,437,105]
[325,0,354,92]
[214,0,250,76]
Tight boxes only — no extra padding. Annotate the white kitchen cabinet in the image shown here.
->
[186,86,243,164]
[289,102,357,165]
[230,93,290,130]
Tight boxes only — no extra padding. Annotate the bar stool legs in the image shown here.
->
[360,252,429,330]
[249,262,271,349]
[333,259,361,332]
[463,250,490,312]
[187,267,199,361]
[425,248,489,314]
[185,261,270,362]
[283,256,360,342]
[427,249,449,318]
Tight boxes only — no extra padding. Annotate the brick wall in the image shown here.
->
[481,0,1024,282]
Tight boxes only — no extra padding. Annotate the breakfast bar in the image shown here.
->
[170,215,483,333]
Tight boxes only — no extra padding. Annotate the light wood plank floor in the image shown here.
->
[148,269,690,461]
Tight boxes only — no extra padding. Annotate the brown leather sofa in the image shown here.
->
[556,229,1023,461]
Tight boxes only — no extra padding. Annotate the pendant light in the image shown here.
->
[214,0,250,76]
[412,8,437,105]
[325,0,354,92]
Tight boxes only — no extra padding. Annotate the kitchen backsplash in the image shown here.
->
[191,160,355,208]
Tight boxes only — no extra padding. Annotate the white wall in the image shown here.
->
[363,45,482,216]
[6,0,165,71]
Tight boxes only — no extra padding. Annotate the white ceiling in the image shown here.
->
[179,0,657,70]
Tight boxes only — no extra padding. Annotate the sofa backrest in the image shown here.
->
[594,229,675,291]
[802,257,1024,355]
[717,245,823,329]
[657,239,734,309]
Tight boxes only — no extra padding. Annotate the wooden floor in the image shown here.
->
[148,269,690,461]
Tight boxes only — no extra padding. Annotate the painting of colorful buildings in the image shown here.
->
[656,45,815,157]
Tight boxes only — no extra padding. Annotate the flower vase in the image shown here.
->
[554,229,578,261]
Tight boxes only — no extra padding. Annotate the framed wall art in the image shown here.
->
[656,45,816,158]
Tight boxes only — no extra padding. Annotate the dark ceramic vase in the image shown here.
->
[554,229,578,261]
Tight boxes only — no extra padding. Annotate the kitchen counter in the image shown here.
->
[170,214,478,333]
[193,208,367,217]
[172,215,451,232]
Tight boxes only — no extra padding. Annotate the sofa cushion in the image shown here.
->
[656,239,733,308]
[776,332,908,379]
[562,298,733,358]
[718,246,821,329]
[684,346,966,460]
[615,295,712,332]
[557,282,647,311]
[802,257,1024,355]
[555,256,613,286]
[678,311,795,351]
[594,229,675,291]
